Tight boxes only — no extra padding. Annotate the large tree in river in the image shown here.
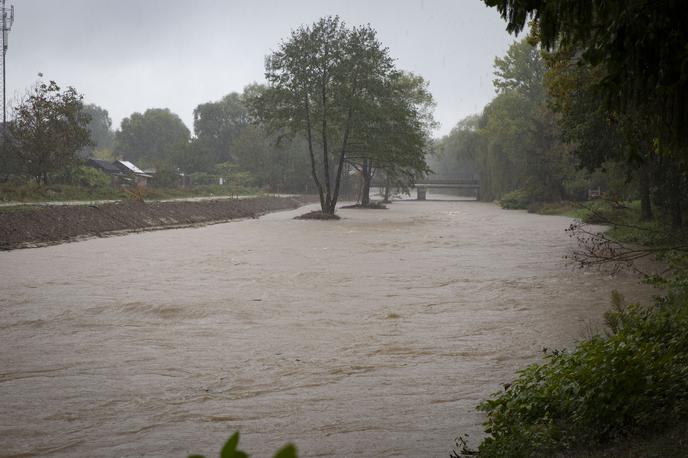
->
[346,71,435,206]
[247,16,396,215]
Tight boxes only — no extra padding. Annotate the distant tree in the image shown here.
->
[431,114,482,177]
[193,92,249,166]
[248,16,396,215]
[439,38,570,204]
[115,108,190,167]
[80,103,115,157]
[8,80,91,184]
[231,124,313,193]
[493,38,546,102]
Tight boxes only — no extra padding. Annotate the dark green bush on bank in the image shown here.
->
[461,293,688,457]
[498,190,530,209]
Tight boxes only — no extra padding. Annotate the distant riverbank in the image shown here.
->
[0,195,316,250]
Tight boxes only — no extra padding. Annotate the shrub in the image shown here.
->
[72,166,112,188]
[499,189,530,209]
[464,294,688,457]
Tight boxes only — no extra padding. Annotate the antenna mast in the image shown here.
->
[1,0,14,140]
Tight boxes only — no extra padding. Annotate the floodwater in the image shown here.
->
[0,200,653,457]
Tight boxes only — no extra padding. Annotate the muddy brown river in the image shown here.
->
[0,200,653,457]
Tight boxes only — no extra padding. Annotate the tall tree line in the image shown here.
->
[479,0,688,227]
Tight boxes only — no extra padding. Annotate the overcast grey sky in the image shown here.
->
[6,0,515,137]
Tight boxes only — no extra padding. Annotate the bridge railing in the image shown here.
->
[415,179,480,186]
[369,176,480,187]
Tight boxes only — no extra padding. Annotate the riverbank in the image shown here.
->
[458,199,688,457]
[0,182,261,204]
[0,195,316,250]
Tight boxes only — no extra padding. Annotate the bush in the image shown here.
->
[499,189,530,209]
[65,166,112,188]
[463,293,688,457]
[151,171,179,188]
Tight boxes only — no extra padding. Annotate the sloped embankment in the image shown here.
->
[0,196,313,250]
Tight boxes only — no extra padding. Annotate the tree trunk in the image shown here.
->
[320,70,332,213]
[303,97,325,212]
[669,168,682,229]
[383,181,391,203]
[638,165,653,221]
[361,160,372,206]
[329,88,356,216]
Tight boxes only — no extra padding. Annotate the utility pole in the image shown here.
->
[1,0,14,144]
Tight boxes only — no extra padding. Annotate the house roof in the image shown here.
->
[87,158,121,174]
[116,160,146,174]
[113,160,153,178]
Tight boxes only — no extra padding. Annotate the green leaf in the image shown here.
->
[272,444,298,458]
[220,432,241,458]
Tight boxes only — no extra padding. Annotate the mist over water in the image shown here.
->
[0,200,653,457]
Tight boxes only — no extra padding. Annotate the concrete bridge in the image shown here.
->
[414,175,480,200]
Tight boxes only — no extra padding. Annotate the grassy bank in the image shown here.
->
[456,200,688,457]
[0,182,261,204]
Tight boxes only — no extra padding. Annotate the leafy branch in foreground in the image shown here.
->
[189,431,297,458]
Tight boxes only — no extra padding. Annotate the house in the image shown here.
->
[87,158,125,186]
[86,158,152,187]
[114,160,153,187]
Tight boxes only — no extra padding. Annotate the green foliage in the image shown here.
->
[80,103,115,157]
[193,92,249,167]
[483,0,688,153]
[231,124,313,193]
[249,16,399,214]
[0,181,263,204]
[436,38,572,204]
[57,165,112,188]
[115,108,190,167]
[493,38,546,102]
[487,0,688,226]
[151,163,181,188]
[498,189,529,209]
[7,80,91,184]
[429,115,481,178]
[0,182,126,202]
[92,147,117,161]
[187,163,257,196]
[189,431,297,458]
[349,71,435,205]
[467,293,688,457]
